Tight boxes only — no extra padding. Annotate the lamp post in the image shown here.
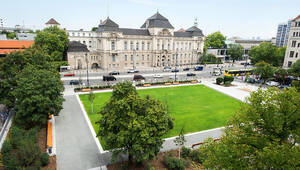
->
[175,50,178,82]
[85,52,90,87]
[133,49,136,70]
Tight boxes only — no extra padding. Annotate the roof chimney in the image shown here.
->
[100,20,103,24]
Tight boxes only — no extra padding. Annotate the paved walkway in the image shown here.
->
[55,95,104,170]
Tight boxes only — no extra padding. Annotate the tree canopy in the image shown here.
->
[289,59,300,77]
[97,82,173,163]
[14,65,64,128]
[204,31,226,50]
[254,61,275,83]
[249,42,286,67]
[226,44,244,63]
[34,26,69,61]
[201,88,300,169]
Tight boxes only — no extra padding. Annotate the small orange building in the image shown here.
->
[0,40,34,57]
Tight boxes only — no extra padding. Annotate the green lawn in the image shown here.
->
[79,85,241,149]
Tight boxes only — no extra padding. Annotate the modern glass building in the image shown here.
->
[276,20,292,47]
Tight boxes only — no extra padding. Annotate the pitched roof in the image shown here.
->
[67,41,89,52]
[186,26,204,37]
[101,17,119,27]
[0,40,34,54]
[96,17,119,32]
[141,12,174,29]
[174,32,194,37]
[293,15,300,21]
[46,18,60,25]
[119,28,150,36]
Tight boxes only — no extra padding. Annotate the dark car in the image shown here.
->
[103,75,116,81]
[194,66,203,71]
[69,80,79,85]
[183,68,190,71]
[109,71,120,75]
[187,73,196,76]
[247,78,256,84]
[133,75,145,81]
[171,69,179,72]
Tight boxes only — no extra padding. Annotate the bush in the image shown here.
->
[146,163,155,170]
[181,147,191,158]
[2,152,20,170]
[40,152,50,166]
[189,150,206,164]
[224,76,234,83]
[216,77,224,85]
[163,155,185,170]
[292,80,300,92]
[1,140,12,155]
[17,138,41,166]
[9,126,25,149]
[224,81,231,86]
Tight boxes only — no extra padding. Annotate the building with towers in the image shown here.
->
[66,12,205,70]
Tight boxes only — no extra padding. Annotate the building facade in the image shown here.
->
[67,12,205,70]
[283,15,300,68]
[276,20,292,47]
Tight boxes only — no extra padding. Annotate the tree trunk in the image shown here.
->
[128,154,133,167]
[92,102,93,114]
[178,148,181,158]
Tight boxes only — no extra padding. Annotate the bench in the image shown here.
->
[165,83,171,85]
[191,80,198,83]
[81,88,91,92]
[191,138,221,148]
[173,82,179,85]
[144,84,151,87]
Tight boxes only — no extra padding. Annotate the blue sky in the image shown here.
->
[1,0,299,39]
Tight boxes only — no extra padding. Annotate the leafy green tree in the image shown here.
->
[226,44,244,63]
[274,67,288,85]
[204,31,226,51]
[97,82,173,165]
[289,59,300,77]
[91,27,98,31]
[200,54,221,64]
[88,92,95,114]
[14,65,64,128]
[34,26,69,61]
[174,127,186,158]
[202,88,300,169]
[249,42,285,67]
[7,32,17,39]
[254,61,275,83]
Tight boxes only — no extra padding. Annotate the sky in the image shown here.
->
[1,0,299,39]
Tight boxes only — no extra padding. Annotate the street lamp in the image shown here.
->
[85,52,90,87]
[175,49,178,82]
[133,49,136,70]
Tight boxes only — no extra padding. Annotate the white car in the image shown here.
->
[163,67,172,72]
[153,74,163,78]
[266,81,279,87]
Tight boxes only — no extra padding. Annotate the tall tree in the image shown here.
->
[274,67,288,85]
[14,65,64,128]
[202,88,300,169]
[249,42,285,67]
[254,61,275,83]
[88,92,95,114]
[174,127,186,158]
[96,82,173,165]
[226,44,244,64]
[34,26,69,61]
[204,31,226,51]
[289,59,300,77]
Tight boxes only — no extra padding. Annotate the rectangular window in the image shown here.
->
[157,43,160,50]
[136,55,139,61]
[111,41,115,50]
[292,41,296,47]
[147,42,150,50]
[142,42,145,50]
[142,55,144,61]
[288,61,293,67]
[136,42,139,50]
[124,55,127,61]
[130,42,134,50]
[131,55,133,61]
[162,44,165,50]
[124,41,128,50]
[112,55,116,62]
[290,51,294,58]
[147,55,150,61]
[296,53,298,58]
[189,43,191,50]
[168,44,170,50]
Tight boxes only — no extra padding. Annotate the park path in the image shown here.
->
[55,94,105,170]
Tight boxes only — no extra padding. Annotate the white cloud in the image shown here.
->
[128,0,167,6]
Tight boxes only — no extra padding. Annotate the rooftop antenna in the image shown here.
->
[194,17,198,27]
[107,0,110,18]
[157,9,159,13]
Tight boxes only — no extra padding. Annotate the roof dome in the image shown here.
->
[141,12,174,29]
[96,17,119,32]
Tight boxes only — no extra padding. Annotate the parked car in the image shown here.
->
[279,85,290,89]
[187,72,196,76]
[103,75,116,81]
[183,68,190,71]
[64,73,75,76]
[128,69,139,73]
[133,74,145,81]
[69,80,79,85]
[247,78,256,84]
[153,74,163,78]
[109,71,120,75]
[266,81,279,87]
[194,66,203,71]
[171,69,179,72]
[163,67,172,72]
[240,62,251,66]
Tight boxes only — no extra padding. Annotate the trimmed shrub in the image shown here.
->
[17,138,41,166]
[146,163,155,170]
[163,155,185,170]
[216,77,224,85]
[224,81,231,86]
[189,150,206,164]
[9,126,25,149]
[224,76,234,83]
[40,152,50,166]
[1,140,12,155]
[181,147,191,158]
[2,152,20,170]
[292,80,300,92]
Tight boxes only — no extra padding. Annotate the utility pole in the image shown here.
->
[85,53,90,87]
[0,18,3,31]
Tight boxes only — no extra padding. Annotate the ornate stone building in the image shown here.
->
[67,12,205,70]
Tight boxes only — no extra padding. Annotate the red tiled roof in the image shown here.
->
[293,15,300,21]
[46,18,60,25]
[0,40,34,54]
